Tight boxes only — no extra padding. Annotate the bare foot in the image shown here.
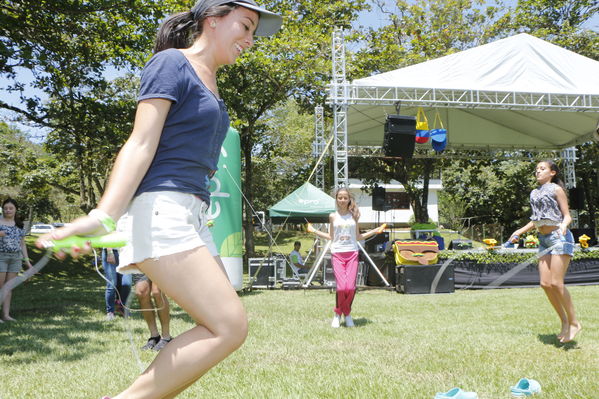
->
[557,323,569,340]
[2,316,16,322]
[561,323,582,343]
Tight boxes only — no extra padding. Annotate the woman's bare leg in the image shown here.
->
[113,246,247,399]
[151,285,171,340]
[538,256,568,338]
[549,254,581,342]
[1,272,18,320]
[136,279,159,338]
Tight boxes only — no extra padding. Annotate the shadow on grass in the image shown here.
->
[353,317,372,327]
[537,334,580,350]
[0,315,112,365]
[0,272,115,365]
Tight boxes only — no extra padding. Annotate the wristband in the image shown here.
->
[88,209,116,233]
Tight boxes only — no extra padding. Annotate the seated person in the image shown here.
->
[289,241,310,274]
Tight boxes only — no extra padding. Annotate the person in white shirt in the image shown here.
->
[289,241,309,274]
[307,188,385,328]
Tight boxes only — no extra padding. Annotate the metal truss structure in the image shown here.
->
[348,86,599,111]
[330,27,349,188]
[312,105,326,190]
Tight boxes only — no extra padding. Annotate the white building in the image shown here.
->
[348,178,443,227]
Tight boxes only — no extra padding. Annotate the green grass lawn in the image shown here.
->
[1,254,598,398]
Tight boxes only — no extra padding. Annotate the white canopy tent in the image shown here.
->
[343,33,599,151]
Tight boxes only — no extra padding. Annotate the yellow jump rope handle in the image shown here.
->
[48,232,127,252]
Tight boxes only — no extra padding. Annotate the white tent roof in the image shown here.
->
[344,33,599,150]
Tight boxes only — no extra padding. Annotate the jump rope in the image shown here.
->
[0,233,154,371]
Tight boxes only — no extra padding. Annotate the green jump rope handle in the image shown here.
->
[49,232,127,251]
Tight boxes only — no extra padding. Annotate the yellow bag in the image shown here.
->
[393,240,439,265]
[416,107,429,130]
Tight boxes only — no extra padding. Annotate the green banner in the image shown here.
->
[208,127,243,289]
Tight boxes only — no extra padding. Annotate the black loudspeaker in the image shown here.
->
[372,186,386,211]
[248,258,276,288]
[396,265,455,294]
[383,115,416,158]
[569,187,584,210]
[448,239,473,250]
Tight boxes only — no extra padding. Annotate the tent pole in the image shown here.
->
[303,240,331,287]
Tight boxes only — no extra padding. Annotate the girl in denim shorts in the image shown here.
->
[509,160,581,343]
[0,198,33,322]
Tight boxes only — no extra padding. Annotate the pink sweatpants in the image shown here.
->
[331,250,359,316]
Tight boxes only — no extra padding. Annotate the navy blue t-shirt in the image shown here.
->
[134,48,230,203]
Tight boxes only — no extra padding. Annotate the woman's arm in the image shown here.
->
[555,186,572,235]
[511,221,535,242]
[356,223,386,241]
[98,99,171,219]
[42,99,171,242]
[306,214,334,241]
[21,237,32,269]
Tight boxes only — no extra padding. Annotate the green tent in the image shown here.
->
[269,182,336,223]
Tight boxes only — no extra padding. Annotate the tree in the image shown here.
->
[0,0,177,126]
[43,75,138,212]
[439,154,538,233]
[349,156,437,223]
[506,0,599,60]
[251,98,315,214]
[575,141,599,230]
[351,0,504,78]
[0,122,63,222]
[1,1,179,213]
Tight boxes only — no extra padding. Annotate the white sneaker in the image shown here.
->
[344,315,355,327]
[331,314,341,328]
[105,312,115,321]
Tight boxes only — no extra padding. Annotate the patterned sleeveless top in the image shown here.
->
[529,183,563,227]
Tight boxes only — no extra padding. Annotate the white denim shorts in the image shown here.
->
[116,191,217,274]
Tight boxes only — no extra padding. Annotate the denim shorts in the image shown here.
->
[538,229,574,256]
[0,252,22,273]
[116,191,217,274]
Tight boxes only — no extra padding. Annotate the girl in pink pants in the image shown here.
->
[308,188,385,328]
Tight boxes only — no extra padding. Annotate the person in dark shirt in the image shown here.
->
[37,1,281,398]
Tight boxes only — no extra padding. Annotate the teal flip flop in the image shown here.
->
[511,378,541,396]
[434,387,478,399]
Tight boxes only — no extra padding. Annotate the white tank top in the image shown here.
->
[330,211,358,253]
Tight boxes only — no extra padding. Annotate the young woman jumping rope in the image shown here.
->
[307,187,385,328]
[510,160,581,343]
[38,1,281,398]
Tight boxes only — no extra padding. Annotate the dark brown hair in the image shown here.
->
[538,160,566,190]
[153,4,237,53]
[2,198,24,229]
